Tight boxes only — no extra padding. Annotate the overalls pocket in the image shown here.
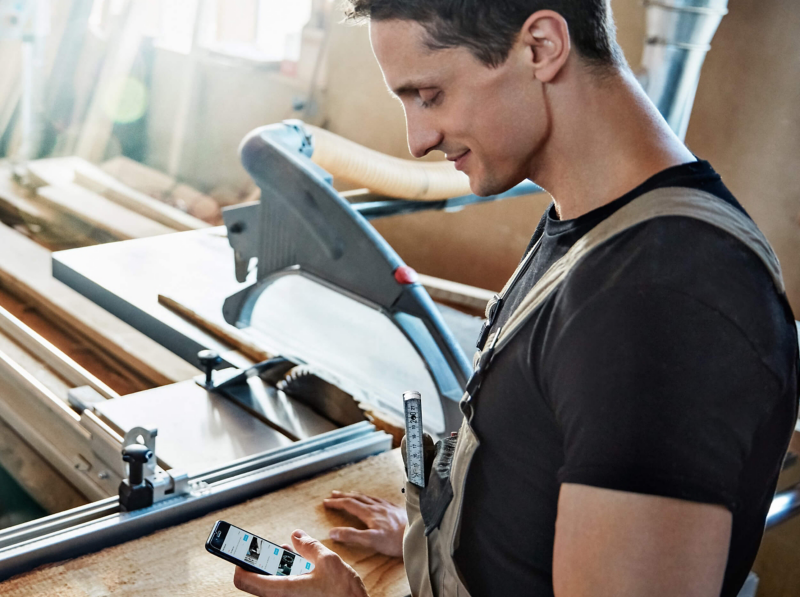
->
[420,435,458,535]
[404,418,480,597]
[404,481,435,597]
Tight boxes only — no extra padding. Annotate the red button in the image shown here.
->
[394,266,419,285]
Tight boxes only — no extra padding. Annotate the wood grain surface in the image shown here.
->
[0,450,410,597]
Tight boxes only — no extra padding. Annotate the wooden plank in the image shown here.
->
[27,156,208,231]
[158,293,272,363]
[75,1,145,163]
[0,417,87,515]
[167,0,206,179]
[73,161,209,231]
[0,303,119,400]
[100,155,221,223]
[0,329,74,403]
[0,166,56,224]
[25,156,82,188]
[0,223,199,386]
[0,450,409,597]
[0,284,150,396]
[35,183,176,240]
[0,164,102,249]
[101,155,176,198]
[0,41,22,143]
[418,273,494,313]
[3,1,77,159]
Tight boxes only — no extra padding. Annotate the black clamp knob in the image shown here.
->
[119,444,154,512]
[197,350,222,387]
[122,444,152,486]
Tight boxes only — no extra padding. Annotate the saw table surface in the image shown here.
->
[0,450,409,596]
[51,227,482,373]
[52,227,252,370]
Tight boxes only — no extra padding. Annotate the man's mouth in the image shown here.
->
[448,150,471,172]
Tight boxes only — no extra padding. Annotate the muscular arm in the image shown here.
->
[553,483,732,597]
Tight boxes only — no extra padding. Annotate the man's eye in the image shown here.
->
[419,90,441,108]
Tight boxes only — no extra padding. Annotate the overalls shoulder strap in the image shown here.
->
[494,186,785,354]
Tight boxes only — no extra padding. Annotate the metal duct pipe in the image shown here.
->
[639,0,729,140]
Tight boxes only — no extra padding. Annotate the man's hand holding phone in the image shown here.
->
[227,490,406,596]
[233,529,369,597]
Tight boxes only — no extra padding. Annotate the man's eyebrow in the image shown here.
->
[391,81,436,97]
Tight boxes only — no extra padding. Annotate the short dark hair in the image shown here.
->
[344,0,625,70]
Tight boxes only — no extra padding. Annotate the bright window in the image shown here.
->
[255,0,313,62]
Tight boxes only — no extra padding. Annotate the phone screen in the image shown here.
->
[207,521,314,576]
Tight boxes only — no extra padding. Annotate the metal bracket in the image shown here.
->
[123,426,158,477]
[149,469,190,503]
[121,426,189,504]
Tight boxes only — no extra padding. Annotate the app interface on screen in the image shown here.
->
[220,526,314,576]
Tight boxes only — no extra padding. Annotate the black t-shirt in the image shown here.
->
[453,160,799,597]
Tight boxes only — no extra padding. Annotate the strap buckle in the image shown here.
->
[464,326,503,402]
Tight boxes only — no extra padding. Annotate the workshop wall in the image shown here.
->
[325,0,800,313]
[682,0,800,315]
[142,0,800,313]
[145,49,307,193]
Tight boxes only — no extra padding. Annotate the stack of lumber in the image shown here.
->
[101,155,225,224]
[0,164,100,250]
[15,156,211,243]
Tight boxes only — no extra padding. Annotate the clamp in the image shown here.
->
[118,426,189,512]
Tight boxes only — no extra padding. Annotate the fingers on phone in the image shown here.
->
[234,566,302,597]
[233,566,268,595]
[291,529,329,562]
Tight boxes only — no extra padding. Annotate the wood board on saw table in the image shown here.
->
[0,223,199,386]
[158,293,271,363]
[0,450,410,597]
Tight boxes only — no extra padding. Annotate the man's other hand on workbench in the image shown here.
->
[233,529,368,597]
[324,491,407,558]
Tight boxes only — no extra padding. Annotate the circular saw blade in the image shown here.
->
[278,366,367,427]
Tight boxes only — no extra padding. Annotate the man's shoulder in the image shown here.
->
[550,214,795,374]
[561,212,778,307]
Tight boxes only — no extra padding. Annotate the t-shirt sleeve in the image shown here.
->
[545,284,782,512]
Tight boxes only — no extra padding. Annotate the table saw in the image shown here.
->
[0,119,533,582]
[2,1,800,585]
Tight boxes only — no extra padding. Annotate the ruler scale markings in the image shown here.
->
[404,390,425,488]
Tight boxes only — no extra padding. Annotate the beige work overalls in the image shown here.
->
[403,187,789,597]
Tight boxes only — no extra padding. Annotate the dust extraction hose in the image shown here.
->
[307,125,472,201]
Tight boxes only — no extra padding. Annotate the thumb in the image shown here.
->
[290,529,329,563]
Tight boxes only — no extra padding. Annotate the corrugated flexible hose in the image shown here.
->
[307,125,472,201]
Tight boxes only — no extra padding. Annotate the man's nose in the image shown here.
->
[406,112,444,159]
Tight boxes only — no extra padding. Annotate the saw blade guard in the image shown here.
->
[223,121,475,434]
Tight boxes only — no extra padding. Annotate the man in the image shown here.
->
[233,1,799,596]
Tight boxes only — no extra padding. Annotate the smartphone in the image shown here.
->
[205,520,314,576]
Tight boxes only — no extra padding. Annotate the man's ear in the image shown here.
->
[520,10,571,83]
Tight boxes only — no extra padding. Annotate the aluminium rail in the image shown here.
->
[0,422,391,581]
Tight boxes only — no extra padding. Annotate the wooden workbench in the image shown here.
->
[0,450,410,596]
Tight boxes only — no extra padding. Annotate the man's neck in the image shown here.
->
[531,67,696,221]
